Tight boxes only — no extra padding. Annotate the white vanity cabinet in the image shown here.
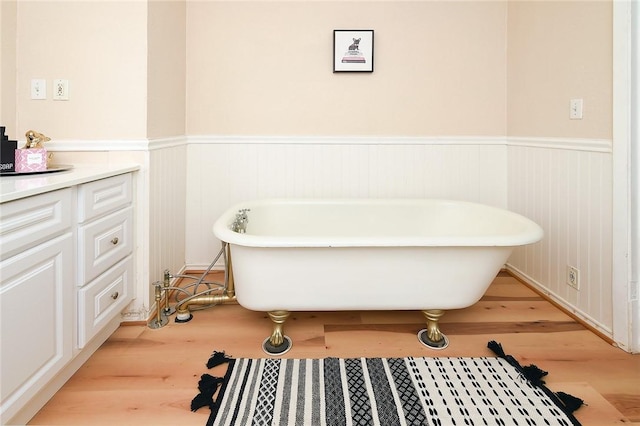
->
[0,189,75,423]
[0,167,137,424]
[76,174,133,348]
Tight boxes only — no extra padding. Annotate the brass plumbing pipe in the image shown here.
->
[162,269,175,316]
[154,282,163,325]
[175,244,237,322]
[148,281,169,329]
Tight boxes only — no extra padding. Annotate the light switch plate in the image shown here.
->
[570,99,583,120]
[31,79,46,100]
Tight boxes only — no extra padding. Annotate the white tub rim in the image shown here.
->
[213,198,543,248]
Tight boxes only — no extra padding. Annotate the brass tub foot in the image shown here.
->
[418,309,449,350]
[262,310,292,356]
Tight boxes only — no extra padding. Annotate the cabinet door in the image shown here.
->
[0,233,73,421]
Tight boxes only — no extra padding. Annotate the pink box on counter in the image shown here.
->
[15,148,47,173]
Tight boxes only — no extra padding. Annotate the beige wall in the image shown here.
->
[8,0,187,141]
[186,1,508,136]
[507,1,613,139]
[14,1,148,140]
[0,0,17,137]
[147,0,186,139]
[3,1,614,141]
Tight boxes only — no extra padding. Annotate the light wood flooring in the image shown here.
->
[29,271,639,425]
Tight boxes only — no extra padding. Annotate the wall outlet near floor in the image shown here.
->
[567,266,580,290]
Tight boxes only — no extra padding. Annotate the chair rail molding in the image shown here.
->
[46,136,186,152]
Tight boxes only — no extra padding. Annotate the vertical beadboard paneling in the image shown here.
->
[148,145,187,295]
[185,138,507,268]
[507,144,613,335]
[479,145,508,208]
[579,151,592,312]
[597,153,613,325]
[342,144,370,197]
[557,149,571,300]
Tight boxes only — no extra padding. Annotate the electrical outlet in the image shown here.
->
[567,266,580,290]
[53,79,69,100]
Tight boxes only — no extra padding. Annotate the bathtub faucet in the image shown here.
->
[231,209,250,233]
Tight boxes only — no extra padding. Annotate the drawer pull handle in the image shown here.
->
[110,237,119,245]
[111,292,119,300]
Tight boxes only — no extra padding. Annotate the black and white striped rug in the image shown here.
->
[195,343,582,426]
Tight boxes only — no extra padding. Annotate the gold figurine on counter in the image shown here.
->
[24,130,51,149]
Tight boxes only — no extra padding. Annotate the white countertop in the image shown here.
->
[0,164,140,203]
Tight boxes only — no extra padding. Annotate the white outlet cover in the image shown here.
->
[570,99,583,120]
[53,79,69,101]
[567,266,580,289]
[30,79,46,100]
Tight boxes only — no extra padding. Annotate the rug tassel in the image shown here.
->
[191,393,212,412]
[489,342,550,387]
[191,374,224,412]
[487,340,520,370]
[556,391,585,413]
[487,340,506,358]
[521,364,548,386]
[487,341,584,424]
[206,350,232,369]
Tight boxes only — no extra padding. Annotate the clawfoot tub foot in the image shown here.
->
[262,310,292,356]
[418,309,449,350]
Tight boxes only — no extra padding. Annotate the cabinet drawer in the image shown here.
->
[78,256,133,348]
[78,174,132,223]
[0,189,72,258]
[78,206,133,284]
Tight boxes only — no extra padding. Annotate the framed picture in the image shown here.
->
[333,30,374,73]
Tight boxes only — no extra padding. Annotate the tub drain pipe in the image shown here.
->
[175,243,237,322]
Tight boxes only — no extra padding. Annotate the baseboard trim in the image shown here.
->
[504,266,616,347]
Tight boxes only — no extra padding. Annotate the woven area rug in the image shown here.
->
[193,342,583,426]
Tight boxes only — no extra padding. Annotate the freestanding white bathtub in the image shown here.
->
[213,198,543,355]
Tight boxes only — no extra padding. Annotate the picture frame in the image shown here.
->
[333,30,374,73]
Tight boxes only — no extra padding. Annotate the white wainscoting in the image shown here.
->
[148,144,187,302]
[185,137,507,268]
[506,139,613,336]
[184,135,615,338]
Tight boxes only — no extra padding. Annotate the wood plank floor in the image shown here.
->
[29,271,640,425]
